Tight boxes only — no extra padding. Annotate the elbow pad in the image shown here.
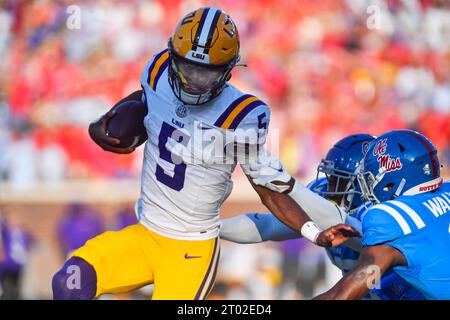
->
[242,150,292,193]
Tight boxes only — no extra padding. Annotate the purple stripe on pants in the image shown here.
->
[194,238,218,300]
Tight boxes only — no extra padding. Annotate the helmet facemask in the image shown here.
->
[168,42,237,106]
[313,159,363,211]
[357,164,401,204]
[357,169,382,204]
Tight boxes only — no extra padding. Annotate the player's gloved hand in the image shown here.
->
[243,150,293,193]
[315,224,362,247]
[88,110,136,154]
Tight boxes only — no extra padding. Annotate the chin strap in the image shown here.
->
[341,176,356,210]
[393,178,407,198]
[177,71,188,85]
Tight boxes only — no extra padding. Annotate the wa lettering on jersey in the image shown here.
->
[138,49,271,240]
[362,181,450,299]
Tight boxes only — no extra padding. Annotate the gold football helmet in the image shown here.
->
[168,7,240,105]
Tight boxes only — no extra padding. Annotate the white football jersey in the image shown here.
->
[137,49,271,240]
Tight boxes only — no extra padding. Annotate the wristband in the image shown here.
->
[300,221,322,244]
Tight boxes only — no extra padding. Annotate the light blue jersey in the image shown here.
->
[308,178,424,300]
[362,181,450,299]
[242,179,423,299]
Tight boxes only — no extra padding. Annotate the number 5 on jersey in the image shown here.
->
[156,122,190,191]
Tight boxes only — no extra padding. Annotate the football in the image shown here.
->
[106,100,148,148]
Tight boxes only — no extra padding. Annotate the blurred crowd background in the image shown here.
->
[0,0,449,299]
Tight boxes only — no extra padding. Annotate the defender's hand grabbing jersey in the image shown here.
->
[138,49,270,240]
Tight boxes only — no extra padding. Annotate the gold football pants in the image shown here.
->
[70,223,220,300]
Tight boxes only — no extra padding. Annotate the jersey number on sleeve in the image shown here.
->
[257,112,267,150]
[156,122,190,191]
[258,113,267,130]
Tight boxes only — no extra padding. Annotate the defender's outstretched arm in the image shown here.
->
[242,150,360,247]
[220,213,300,243]
[221,211,363,252]
[250,177,360,247]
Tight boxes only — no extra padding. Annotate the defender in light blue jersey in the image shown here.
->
[315,129,449,300]
[221,133,424,299]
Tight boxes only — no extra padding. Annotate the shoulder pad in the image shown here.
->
[140,49,169,92]
[214,94,269,130]
[362,202,411,246]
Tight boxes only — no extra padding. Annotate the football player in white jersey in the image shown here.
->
[52,7,359,300]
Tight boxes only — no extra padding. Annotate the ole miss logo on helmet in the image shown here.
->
[373,139,387,157]
[373,139,403,173]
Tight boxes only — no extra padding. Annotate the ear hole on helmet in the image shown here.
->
[398,143,406,153]
[383,183,395,191]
